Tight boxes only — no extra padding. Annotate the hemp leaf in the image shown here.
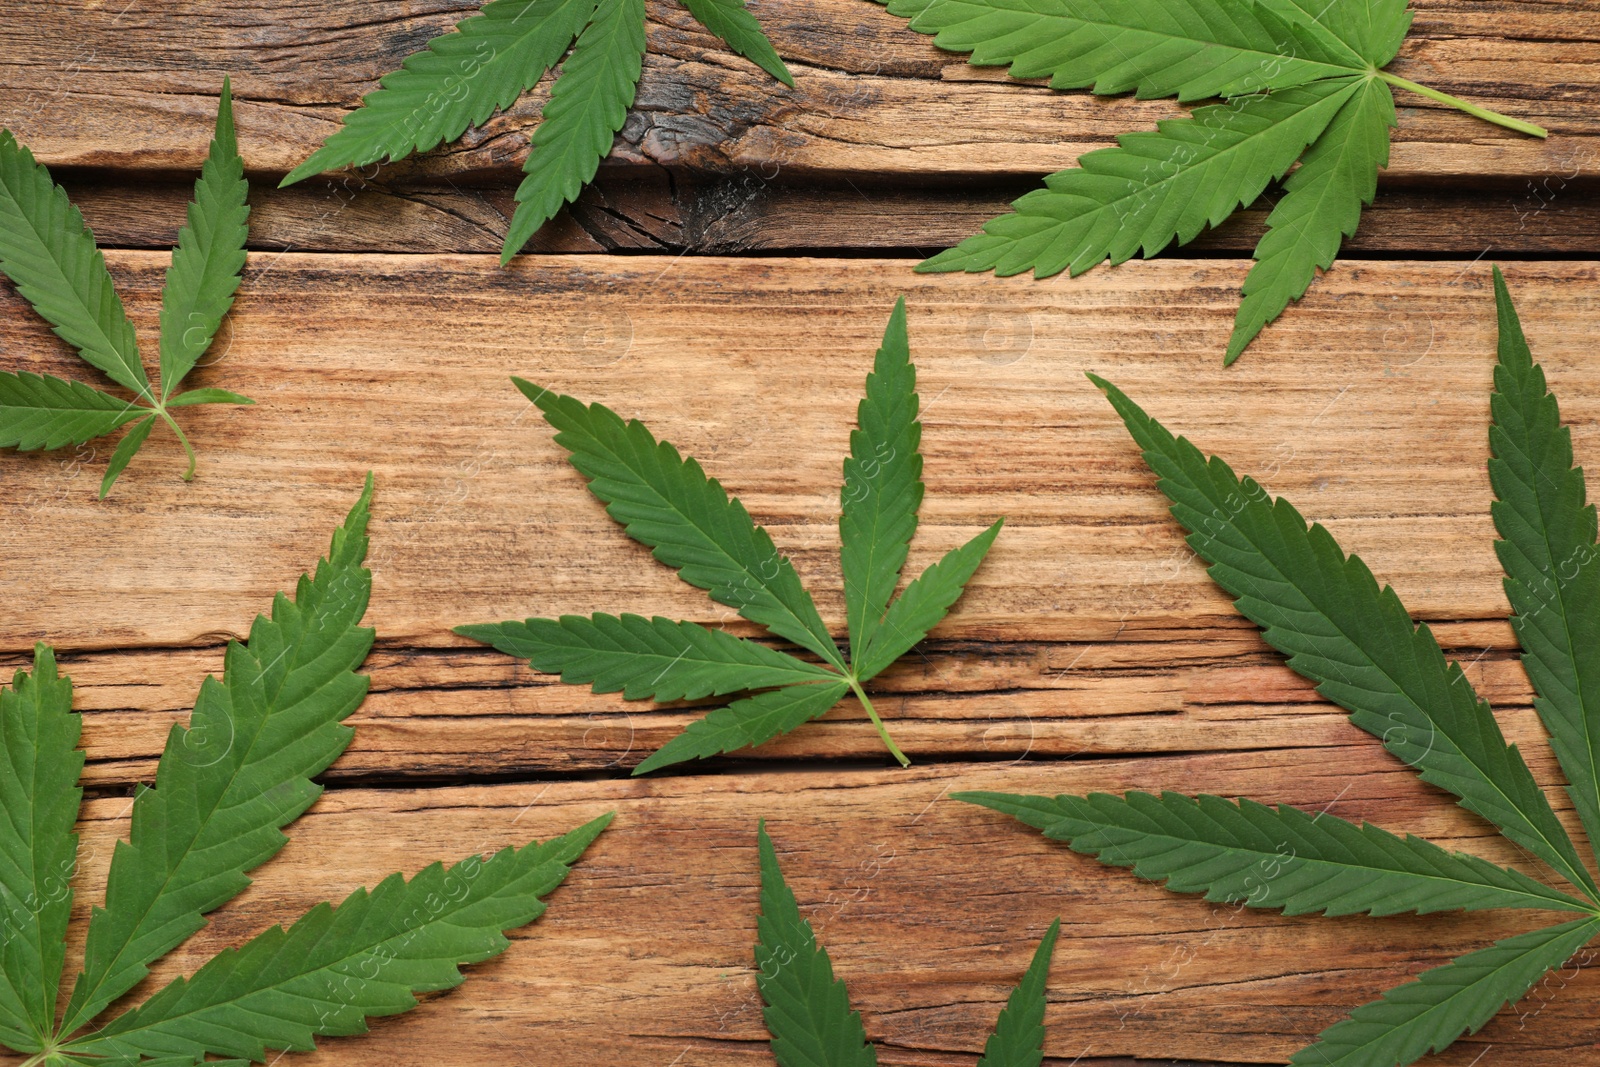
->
[875,0,1548,364]
[0,79,254,498]
[280,0,793,264]
[958,269,1600,1065]
[457,298,1003,773]
[756,821,1061,1067]
[0,477,611,1066]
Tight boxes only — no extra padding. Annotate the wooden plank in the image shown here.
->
[48,763,1600,1067]
[1,0,1594,187]
[2,255,1598,785]
[53,173,1600,257]
[41,634,1553,786]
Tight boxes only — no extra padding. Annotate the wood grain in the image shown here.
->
[3,3,1600,1061]
[1,255,1597,796]
[28,763,1600,1067]
[3,2,1595,183]
[47,173,1600,257]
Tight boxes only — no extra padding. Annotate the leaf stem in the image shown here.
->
[156,406,198,481]
[1376,70,1548,138]
[847,677,910,767]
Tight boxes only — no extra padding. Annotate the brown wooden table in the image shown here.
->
[1,2,1598,1064]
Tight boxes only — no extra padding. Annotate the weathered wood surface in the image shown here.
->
[8,0,1595,177]
[3,0,1597,253]
[2,257,1599,1065]
[46,765,1600,1066]
[48,173,1600,256]
[3,2,1600,1063]
[0,254,1592,781]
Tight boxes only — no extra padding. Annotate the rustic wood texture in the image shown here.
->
[46,173,1600,256]
[0,254,1589,788]
[1,256,1599,1062]
[7,0,1595,177]
[2,0,1597,253]
[50,765,1600,1066]
[3,2,1600,1064]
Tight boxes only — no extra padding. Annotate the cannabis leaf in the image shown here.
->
[0,476,611,1066]
[0,79,253,498]
[957,269,1600,1065]
[875,0,1548,364]
[456,298,1002,773]
[756,821,1060,1067]
[280,0,793,264]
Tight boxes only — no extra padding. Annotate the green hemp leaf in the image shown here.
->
[280,0,793,264]
[875,0,1548,364]
[457,298,1003,773]
[756,821,1061,1067]
[0,80,254,498]
[0,476,611,1066]
[959,269,1600,1065]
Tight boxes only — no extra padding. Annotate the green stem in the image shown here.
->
[156,406,198,481]
[1376,70,1548,138]
[848,678,910,768]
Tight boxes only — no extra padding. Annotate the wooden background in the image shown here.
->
[2,1,1599,1064]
